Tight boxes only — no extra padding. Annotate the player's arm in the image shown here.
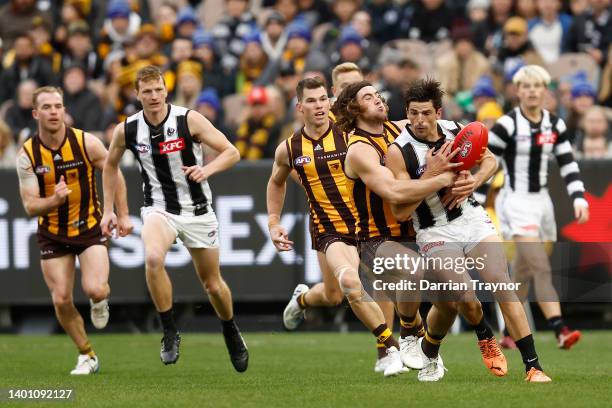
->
[441,148,497,209]
[185,110,240,182]
[346,143,454,206]
[16,149,71,217]
[385,144,420,221]
[266,142,294,251]
[102,123,132,237]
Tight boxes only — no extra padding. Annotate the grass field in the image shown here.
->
[1,331,611,407]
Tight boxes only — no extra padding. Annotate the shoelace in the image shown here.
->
[480,339,502,358]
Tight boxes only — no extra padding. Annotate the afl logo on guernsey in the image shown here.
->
[136,143,151,153]
[294,155,311,166]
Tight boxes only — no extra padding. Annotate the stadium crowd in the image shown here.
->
[0,0,610,167]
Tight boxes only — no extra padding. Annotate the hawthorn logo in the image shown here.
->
[460,141,472,158]
[159,138,185,154]
[294,156,311,166]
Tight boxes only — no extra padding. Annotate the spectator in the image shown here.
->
[330,26,372,75]
[566,78,597,141]
[29,16,61,74]
[517,0,539,20]
[0,0,52,50]
[4,79,37,144]
[320,0,361,53]
[350,10,382,64]
[192,29,233,97]
[165,36,196,96]
[195,88,232,143]
[52,0,92,54]
[236,30,268,94]
[564,0,611,65]
[436,25,491,96]
[476,100,504,129]
[60,21,104,80]
[471,75,498,111]
[528,0,573,64]
[471,0,515,55]
[0,119,16,168]
[599,45,612,107]
[154,2,178,51]
[0,34,56,104]
[494,17,546,82]
[273,60,301,109]
[274,0,301,25]
[62,64,104,132]
[405,0,455,43]
[576,105,612,158]
[261,11,288,60]
[172,60,203,110]
[364,0,401,44]
[175,6,200,39]
[97,0,141,60]
[234,86,282,160]
[298,0,333,26]
[570,0,590,16]
[212,0,257,73]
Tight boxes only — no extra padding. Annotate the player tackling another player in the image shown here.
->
[489,65,588,350]
[17,86,131,375]
[103,66,248,372]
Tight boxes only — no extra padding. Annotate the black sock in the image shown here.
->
[421,330,445,359]
[547,316,565,337]
[471,316,494,341]
[221,317,236,333]
[159,308,177,336]
[515,334,543,372]
[503,327,510,337]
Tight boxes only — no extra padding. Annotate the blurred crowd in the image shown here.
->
[0,0,611,168]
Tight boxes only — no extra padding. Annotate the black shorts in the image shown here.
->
[37,226,108,260]
[311,232,357,253]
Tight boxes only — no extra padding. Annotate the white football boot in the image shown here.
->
[90,299,109,329]
[416,338,447,382]
[70,354,99,375]
[400,335,425,369]
[283,284,309,330]
[383,346,406,377]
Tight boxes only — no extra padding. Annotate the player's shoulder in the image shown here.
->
[170,103,190,116]
[492,109,517,134]
[393,126,413,148]
[125,109,142,124]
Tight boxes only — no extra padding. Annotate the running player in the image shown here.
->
[333,80,468,381]
[16,86,131,375]
[388,78,551,382]
[489,65,588,350]
[102,65,248,372]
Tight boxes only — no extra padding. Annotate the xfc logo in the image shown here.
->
[159,138,185,154]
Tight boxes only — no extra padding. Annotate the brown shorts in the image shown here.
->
[37,226,108,260]
[311,232,357,253]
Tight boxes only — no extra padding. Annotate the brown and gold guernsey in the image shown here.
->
[286,120,357,236]
[346,121,413,240]
[22,127,101,241]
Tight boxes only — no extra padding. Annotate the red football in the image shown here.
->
[451,121,488,171]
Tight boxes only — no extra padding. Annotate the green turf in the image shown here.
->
[1,331,611,407]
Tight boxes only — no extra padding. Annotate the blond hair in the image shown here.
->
[512,65,551,86]
[331,62,362,88]
[135,65,166,91]
[32,86,64,108]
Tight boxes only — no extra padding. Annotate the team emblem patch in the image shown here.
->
[159,138,185,154]
[294,156,311,166]
[167,127,176,136]
[459,141,472,158]
[136,143,151,153]
[35,165,50,174]
[416,165,426,176]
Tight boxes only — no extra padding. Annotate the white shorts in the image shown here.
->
[416,205,498,256]
[494,189,556,241]
[141,207,219,248]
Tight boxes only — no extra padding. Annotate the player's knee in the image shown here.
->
[144,250,165,272]
[459,299,482,322]
[325,289,344,306]
[204,279,223,297]
[52,292,73,308]
[84,285,108,302]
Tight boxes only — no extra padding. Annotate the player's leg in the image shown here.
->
[141,212,180,364]
[189,246,248,372]
[514,235,581,349]
[469,236,551,381]
[41,254,98,374]
[325,241,404,377]
[78,245,110,330]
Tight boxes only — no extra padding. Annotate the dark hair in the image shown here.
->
[403,78,445,111]
[296,77,326,102]
[331,80,372,134]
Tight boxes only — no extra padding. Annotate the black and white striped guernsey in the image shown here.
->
[488,107,586,204]
[125,104,213,216]
[393,120,480,231]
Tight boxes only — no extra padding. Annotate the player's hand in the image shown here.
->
[182,165,208,183]
[100,211,117,237]
[574,204,589,224]
[53,175,72,205]
[442,171,475,209]
[269,224,294,252]
[423,141,463,178]
[116,214,134,237]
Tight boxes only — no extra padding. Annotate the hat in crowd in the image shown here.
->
[31,15,52,31]
[176,6,199,27]
[137,24,158,39]
[279,59,297,77]
[503,16,528,35]
[196,88,222,113]
[476,101,503,122]
[451,24,473,43]
[243,30,262,45]
[571,80,596,99]
[177,60,203,78]
[467,0,490,10]
[192,29,215,49]
[63,62,87,76]
[266,11,286,26]
[107,0,131,19]
[472,76,496,98]
[338,26,363,49]
[286,21,311,42]
[504,59,525,82]
[68,20,90,36]
[247,86,268,105]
